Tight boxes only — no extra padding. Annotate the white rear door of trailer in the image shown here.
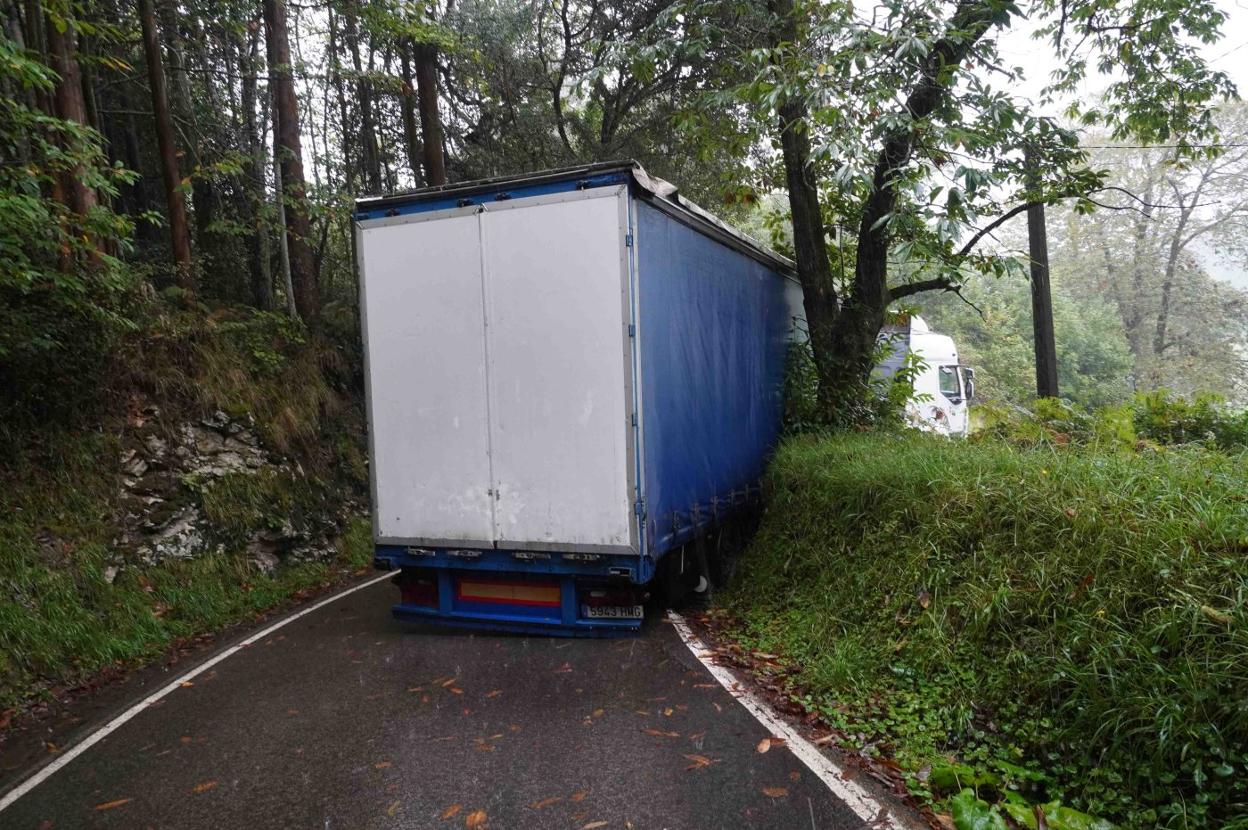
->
[359,188,635,552]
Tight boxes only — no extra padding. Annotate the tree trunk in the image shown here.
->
[344,0,381,193]
[771,0,1002,423]
[399,48,424,185]
[3,0,34,164]
[414,40,446,186]
[44,2,96,218]
[775,97,841,411]
[240,17,271,309]
[263,0,318,320]
[139,0,194,286]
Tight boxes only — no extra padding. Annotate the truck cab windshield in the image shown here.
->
[938,365,962,400]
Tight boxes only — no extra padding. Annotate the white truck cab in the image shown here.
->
[876,315,975,436]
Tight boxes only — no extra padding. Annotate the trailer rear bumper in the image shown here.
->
[384,562,645,637]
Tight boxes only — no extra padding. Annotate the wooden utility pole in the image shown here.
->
[1025,148,1059,399]
[138,0,194,285]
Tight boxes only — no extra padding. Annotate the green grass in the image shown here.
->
[0,429,373,709]
[0,307,372,712]
[723,432,1248,829]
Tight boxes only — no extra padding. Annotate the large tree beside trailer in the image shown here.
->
[263,0,319,321]
[655,0,1236,424]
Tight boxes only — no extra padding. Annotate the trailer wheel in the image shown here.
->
[657,544,710,609]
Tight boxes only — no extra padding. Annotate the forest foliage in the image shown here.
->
[2,0,1245,431]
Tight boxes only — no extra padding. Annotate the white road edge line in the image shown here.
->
[667,610,916,829]
[0,570,395,814]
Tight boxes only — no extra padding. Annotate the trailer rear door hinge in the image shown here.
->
[630,412,638,426]
[633,500,646,518]
[628,323,635,337]
[624,233,634,247]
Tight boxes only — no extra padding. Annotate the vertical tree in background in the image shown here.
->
[138,0,194,286]
[399,48,423,184]
[239,16,273,310]
[43,0,96,220]
[344,0,382,193]
[263,0,319,320]
[413,24,446,186]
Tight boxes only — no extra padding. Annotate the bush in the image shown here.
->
[725,432,1248,828]
[974,392,1248,452]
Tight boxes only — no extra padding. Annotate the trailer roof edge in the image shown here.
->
[354,161,798,278]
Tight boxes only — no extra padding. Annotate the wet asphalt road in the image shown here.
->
[1,580,878,830]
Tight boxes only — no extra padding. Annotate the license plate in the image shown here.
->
[584,605,644,620]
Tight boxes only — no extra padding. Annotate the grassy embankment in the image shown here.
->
[0,307,372,713]
[724,430,1248,829]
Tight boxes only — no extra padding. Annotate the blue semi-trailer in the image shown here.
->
[354,161,801,635]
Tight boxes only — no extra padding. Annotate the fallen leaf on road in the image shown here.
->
[761,787,789,798]
[465,809,488,828]
[553,663,573,674]
[440,804,461,819]
[757,737,786,753]
[94,798,132,811]
[693,683,715,689]
[812,734,836,745]
[789,771,801,782]
[509,724,521,732]
[286,709,299,716]
[386,800,401,817]
[448,687,464,695]
[583,822,609,829]
[485,690,503,698]
[442,678,459,688]
[407,686,424,693]
[662,707,674,716]
[529,796,562,809]
[374,761,391,769]
[642,728,679,738]
[683,754,715,771]
[712,703,723,713]
[569,790,589,802]
[179,736,192,745]
[592,708,604,717]
[192,780,217,794]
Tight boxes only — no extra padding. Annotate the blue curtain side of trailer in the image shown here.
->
[635,200,792,559]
